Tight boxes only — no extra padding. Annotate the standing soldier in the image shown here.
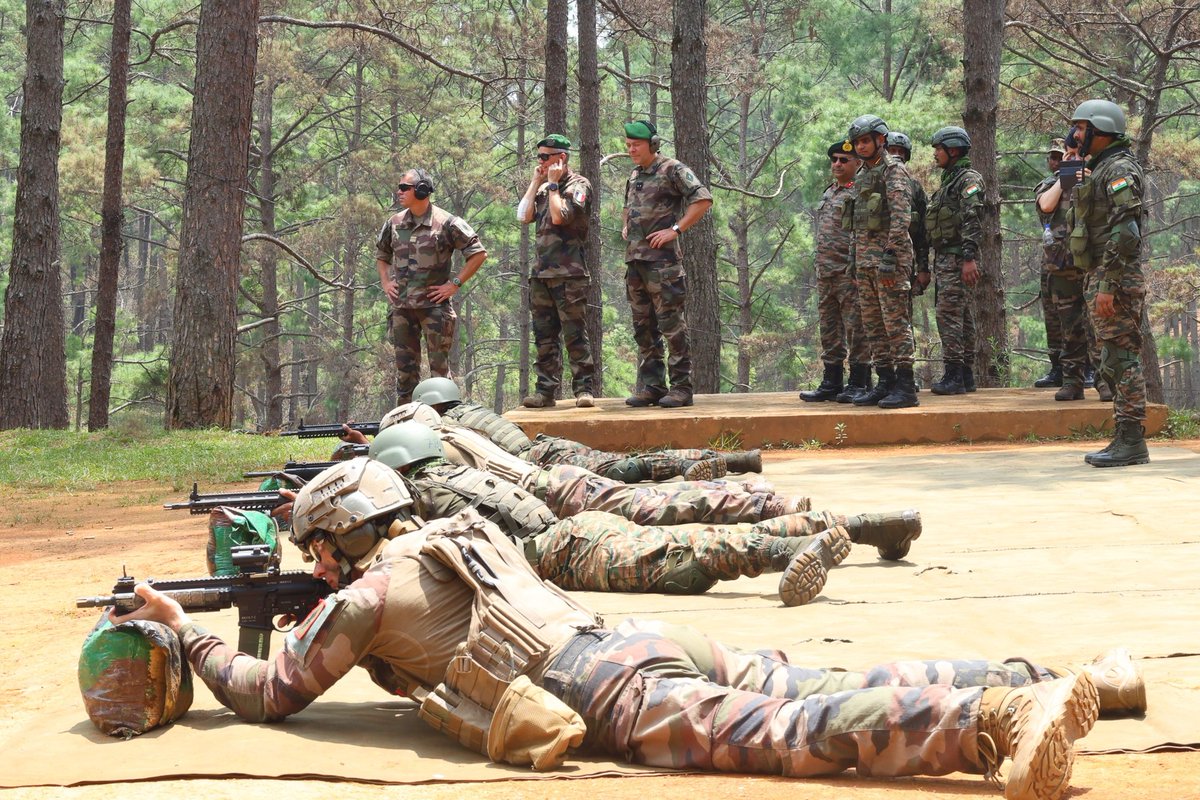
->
[846,115,919,409]
[621,120,713,409]
[926,127,984,395]
[376,168,488,404]
[1034,138,1105,402]
[800,141,869,403]
[517,134,596,409]
[886,132,932,299]
[1067,100,1150,467]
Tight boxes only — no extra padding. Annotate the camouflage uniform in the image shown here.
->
[624,154,713,396]
[175,525,1055,780]
[813,180,868,366]
[531,170,595,398]
[910,176,931,297]
[851,153,915,368]
[1068,138,1147,422]
[408,459,836,594]
[1035,173,1098,386]
[376,206,485,402]
[926,157,983,366]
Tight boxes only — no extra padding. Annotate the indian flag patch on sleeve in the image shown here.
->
[963,183,981,198]
[1109,176,1131,193]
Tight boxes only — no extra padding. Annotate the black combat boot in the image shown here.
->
[1054,382,1084,401]
[836,363,872,403]
[1034,357,1064,388]
[962,363,977,392]
[799,362,844,402]
[931,362,966,395]
[723,450,763,474]
[1088,420,1150,468]
[853,366,893,406]
[879,365,920,408]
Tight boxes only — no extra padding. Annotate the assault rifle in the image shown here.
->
[281,420,381,439]
[164,483,289,515]
[243,459,355,483]
[76,544,331,659]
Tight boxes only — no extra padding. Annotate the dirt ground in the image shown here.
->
[3,441,1199,799]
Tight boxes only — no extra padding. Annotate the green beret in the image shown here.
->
[828,140,854,156]
[536,133,572,150]
[624,120,658,140]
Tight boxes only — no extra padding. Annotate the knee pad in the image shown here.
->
[1099,345,1138,385]
[652,550,718,595]
[603,458,652,484]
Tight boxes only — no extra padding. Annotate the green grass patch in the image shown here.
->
[0,423,334,490]
[1159,408,1200,440]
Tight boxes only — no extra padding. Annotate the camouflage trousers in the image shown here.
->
[389,303,455,403]
[1045,267,1099,384]
[530,276,595,398]
[933,252,977,364]
[540,619,1051,777]
[856,265,915,368]
[533,510,839,592]
[626,260,691,395]
[528,433,717,482]
[533,464,774,525]
[1086,272,1147,422]
[816,269,869,366]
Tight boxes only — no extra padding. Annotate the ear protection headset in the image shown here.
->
[411,169,435,200]
[643,121,661,152]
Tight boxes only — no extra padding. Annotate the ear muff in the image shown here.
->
[650,134,661,152]
[412,169,434,200]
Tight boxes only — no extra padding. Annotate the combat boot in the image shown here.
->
[844,509,921,560]
[799,362,844,402]
[575,392,595,408]
[931,362,966,395]
[760,495,812,517]
[625,388,665,407]
[1088,420,1149,468]
[682,457,727,481]
[1053,382,1084,401]
[1041,648,1146,715]
[879,365,920,408]
[963,363,977,393]
[775,529,854,607]
[658,388,694,408]
[853,366,893,406]
[836,363,873,403]
[1095,377,1114,402]
[723,449,762,474]
[975,674,1098,800]
[522,393,556,409]
[1034,358,1063,388]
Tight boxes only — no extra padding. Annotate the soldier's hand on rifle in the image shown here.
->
[109,583,190,633]
[339,424,370,445]
[273,490,297,525]
[962,259,980,287]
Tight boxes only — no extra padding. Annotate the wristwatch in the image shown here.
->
[451,276,463,287]
[671,224,682,234]
[547,182,560,191]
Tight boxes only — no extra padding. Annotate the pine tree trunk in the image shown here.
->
[544,0,568,133]
[578,0,604,396]
[0,0,69,430]
[166,0,259,429]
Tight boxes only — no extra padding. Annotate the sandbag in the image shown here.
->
[77,615,193,738]
[207,507,281,576]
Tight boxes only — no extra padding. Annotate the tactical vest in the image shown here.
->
[851,154,897,233]
[439,424,540,485]
[1067,146,1143,271]
[926,165,982,252]
[418,462,558,544]
[444,402,533,457]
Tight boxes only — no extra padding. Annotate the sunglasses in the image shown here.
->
[536,153,560,162]
[396,183,414,192]
[830,156,854,164]
[297,534,325,563]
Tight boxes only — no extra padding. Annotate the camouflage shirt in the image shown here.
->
[375,205,486,309]
[533,170,592,279]
[926,158,984,260]
[910,178,930,273]
[623,154,713,263]
[1067,139,1144,293]
[814,181,855,277]
[850,153,914,274]
[1034,173,1073,272]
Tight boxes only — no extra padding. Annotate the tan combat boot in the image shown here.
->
[976,674,1099,800]
[777,534,831,607]
[522,394,556,409]
[1049,647,1146,715]
[844,509,922,560]
[682,457,727,481]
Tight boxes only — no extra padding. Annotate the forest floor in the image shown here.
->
[2,440,1198,800]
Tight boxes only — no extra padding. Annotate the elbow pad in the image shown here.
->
[517,198,531,221]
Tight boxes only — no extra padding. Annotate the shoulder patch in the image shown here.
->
[1108,176,1131,194]
[963,183,981,198]
[573,187,588,206]
[286,595,345,666]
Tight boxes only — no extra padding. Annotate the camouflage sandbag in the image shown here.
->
[77,615,193,738]
[207,507,282,576]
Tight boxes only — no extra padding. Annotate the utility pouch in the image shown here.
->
[840,198,854,230]
[866,193,885,231]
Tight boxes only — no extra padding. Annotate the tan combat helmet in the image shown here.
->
[379,401,443,432]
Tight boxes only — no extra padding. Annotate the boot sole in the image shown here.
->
[826,527,853,567]
[683,458,728,482]
[778,550,828,607]
[1004,673,1097,800]
[1091,455,1150,468]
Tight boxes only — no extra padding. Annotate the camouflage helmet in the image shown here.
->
[931,126,971,150]
[1049,138,1066,155]
[1071,99,1126,135]
[369,420,445,471]
[412,376,461,406]
[379,401,443,432]
[290,457,414,565]
[846,114,889,141]
[886,131,912,156]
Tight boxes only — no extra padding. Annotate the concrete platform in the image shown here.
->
[506,388,1169,450]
